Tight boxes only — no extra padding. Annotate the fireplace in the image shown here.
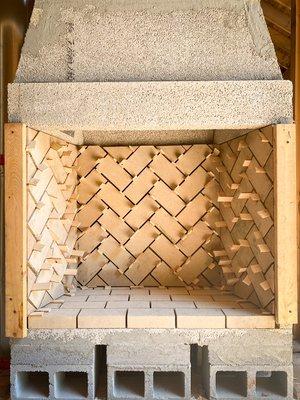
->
[5,122,296,332]
[5,1,297,399]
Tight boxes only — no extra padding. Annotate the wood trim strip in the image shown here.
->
[274,124,298,326]
[5,123,27,338]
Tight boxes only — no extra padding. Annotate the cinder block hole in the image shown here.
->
[54,372,88,399]
[190,344,207,397]
[153,371,185,399]
[95,345,107,399]
[256,371,287,397]
[114,371,145,398]
[191,344,202,370]
[216,371,247,398]
[16,371,49,399]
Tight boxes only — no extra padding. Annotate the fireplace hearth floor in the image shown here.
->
[28,287,275,330]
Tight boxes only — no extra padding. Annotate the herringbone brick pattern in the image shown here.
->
[217,127,275,312]
[26,130,275,313]
[76,145,224,288]
[26,129,79,312]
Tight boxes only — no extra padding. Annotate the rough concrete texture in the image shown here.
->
[83,129,214,146]
[11,364,94,400]
[10,329,293,399]
[108,365,191,400]
[11,329,292,369]
[107,344,190,367]
[15,0,281,83]
[207,365,293,400]
[8,81,293,137]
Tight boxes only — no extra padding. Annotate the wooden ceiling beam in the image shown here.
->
[261,0,291,34]
[265,0,291,14]
[275,47,291,69]
[269,26,291,53]
[275,0,291,9]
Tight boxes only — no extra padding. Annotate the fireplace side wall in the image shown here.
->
[218,126,275,314]
[26,128,79,313]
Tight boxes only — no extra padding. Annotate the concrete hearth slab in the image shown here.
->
[9,80,292,139]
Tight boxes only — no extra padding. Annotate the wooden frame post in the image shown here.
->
[291,0,300,337]
[5,123,27,338]
[274,124,298,326]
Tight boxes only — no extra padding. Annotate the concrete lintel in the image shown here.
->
[9,80,293,137]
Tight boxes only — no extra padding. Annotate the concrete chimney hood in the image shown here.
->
[8,0,293,145]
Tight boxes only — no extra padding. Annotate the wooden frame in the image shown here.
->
[3,123,298,336]
[274,124,298,326]
[291,0,300,336]
[5,123,27,338]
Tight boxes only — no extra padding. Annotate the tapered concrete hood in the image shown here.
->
[8,0,293,144]
[16,0,282,83]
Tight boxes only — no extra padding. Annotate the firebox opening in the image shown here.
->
[27,127,275,330]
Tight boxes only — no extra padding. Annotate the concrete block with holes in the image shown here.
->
[11,364,95,400]
[206,365,293,400]
[107,365,191,400]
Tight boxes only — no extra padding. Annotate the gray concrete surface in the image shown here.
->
[107,365,191,400]
[208,365,293,400]
[11,364,95,400]
[107,344,190,367]
[8,80,293,138]
[15,0,281,84]
[10,329,293,399]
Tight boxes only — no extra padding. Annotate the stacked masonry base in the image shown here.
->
[11,329,293,400]
[7,124,295,399]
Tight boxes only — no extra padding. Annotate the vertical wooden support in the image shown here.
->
[291,0,300,337]
[5,123,27,338]
[274,124,298,326]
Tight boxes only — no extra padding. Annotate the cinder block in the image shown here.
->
[127,309,175,328]
[207,330,292,366]
[176,309,225,329]
[208,365,293,400]
[78,309,126,328]
[107,365,191,400]
[223,309,275,329]
[107,344,190,366]
[11,339,95,366]
[106,300,150,309]
[28,309,79,329]
[11,364,95,400]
